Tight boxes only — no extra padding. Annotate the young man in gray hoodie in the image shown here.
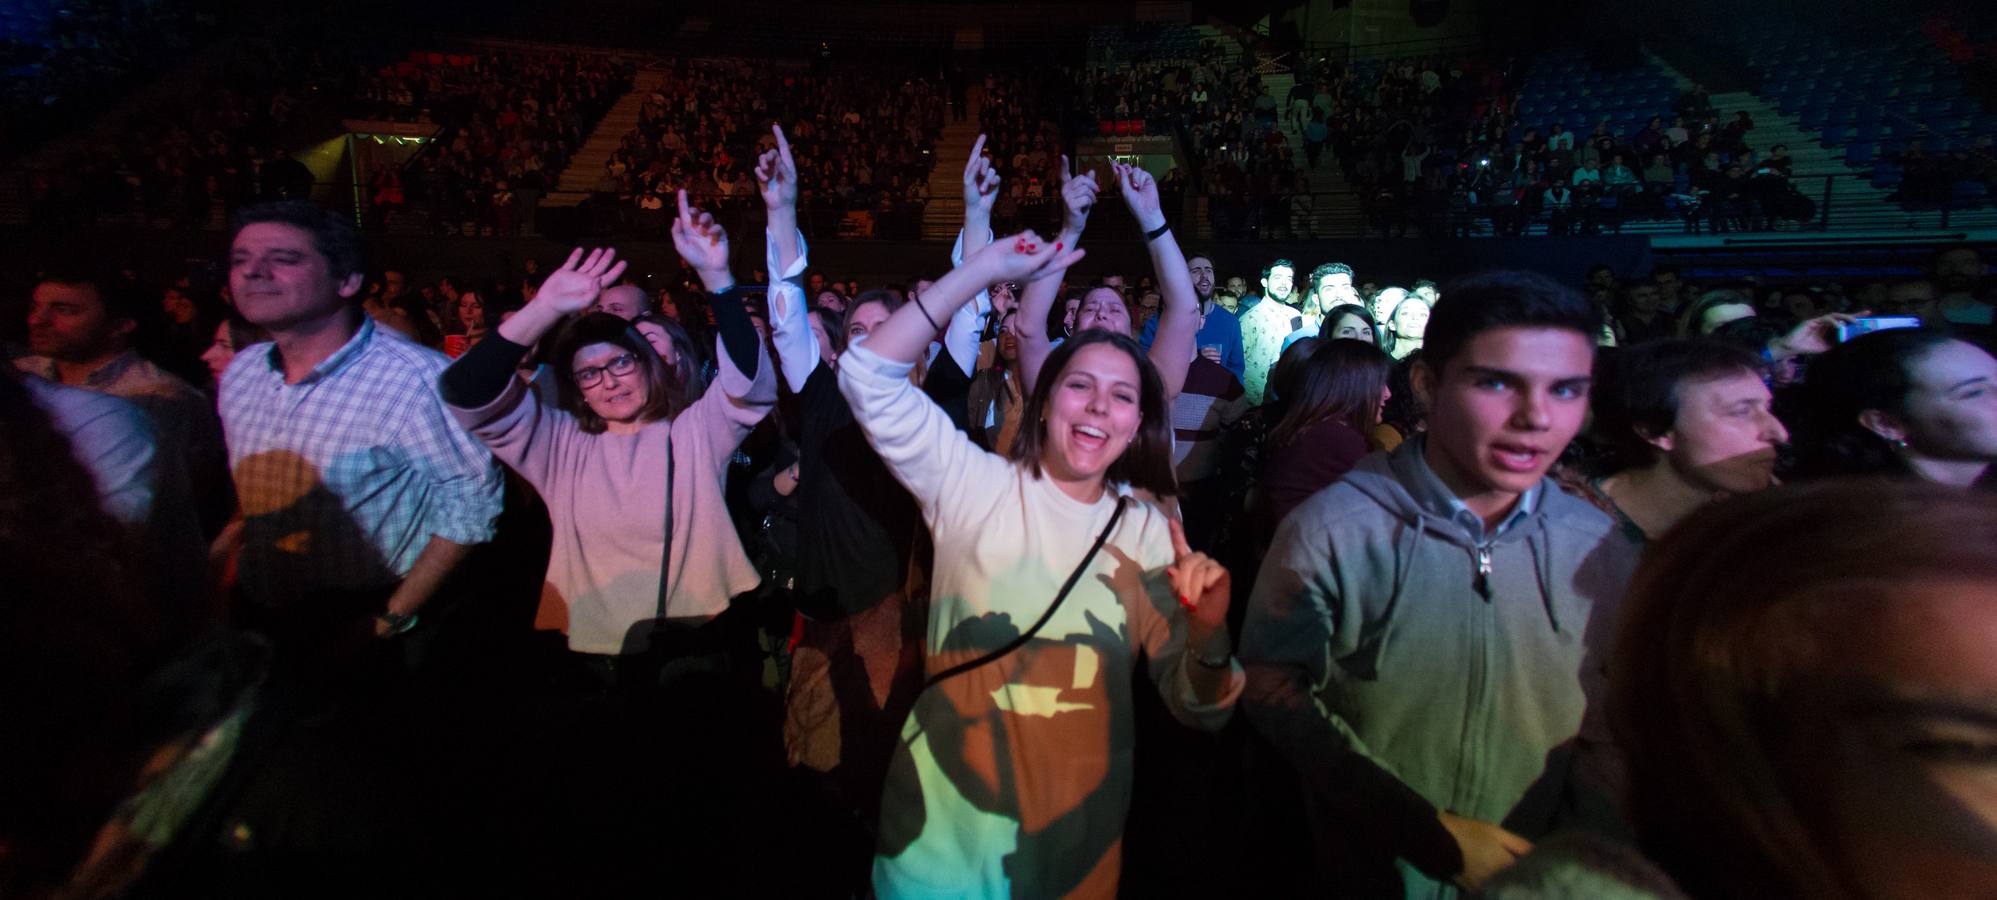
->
[1240,270,1640,898]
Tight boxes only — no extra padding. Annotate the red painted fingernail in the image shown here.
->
[1055,242,1063,251]
[1178,594,1194,609]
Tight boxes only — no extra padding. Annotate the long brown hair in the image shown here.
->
[1007,330,1179,499]
[1267,338,1393,448]
[1613,480,1997,900]
[550,312,685,433]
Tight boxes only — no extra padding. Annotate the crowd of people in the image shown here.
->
[4,115,1997,899]
[22,35,347,231]
[590,59,946,239]
[0,0,217,157]
[362,49,633,236]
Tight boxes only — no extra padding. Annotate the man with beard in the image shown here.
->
[1140,254,1243,381]
[1238,258,1300,404]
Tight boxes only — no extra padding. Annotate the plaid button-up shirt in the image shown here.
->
[219,316,501,605]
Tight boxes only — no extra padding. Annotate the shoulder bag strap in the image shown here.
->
[922,495,1127,691]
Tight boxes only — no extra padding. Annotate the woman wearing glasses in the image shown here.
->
[437,193,775,678]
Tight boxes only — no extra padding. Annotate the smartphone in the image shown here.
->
[1835,316,1923,343]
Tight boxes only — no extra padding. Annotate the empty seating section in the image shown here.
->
[1513,49,1678,146]
[1720,22,1994,210]
[1088,24,1202,66]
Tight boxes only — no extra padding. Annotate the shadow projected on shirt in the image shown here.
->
[880,603,1140,898]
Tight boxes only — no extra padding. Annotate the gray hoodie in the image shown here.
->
[1240,436,1639,897]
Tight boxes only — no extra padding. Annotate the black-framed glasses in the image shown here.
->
[573,353,638,388]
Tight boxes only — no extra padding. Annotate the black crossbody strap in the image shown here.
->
[655,433,677,620]
[923,496,1128,690]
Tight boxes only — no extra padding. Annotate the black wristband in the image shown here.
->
[1144,222,1171,242]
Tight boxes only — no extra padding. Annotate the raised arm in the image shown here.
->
[670,189,760,382]
[757,124,816,391]
[961,133,999,260]
[863,231,1084,366]
[936,133,1004,380]
[1016,156,1099,397]
[1116,162,1196,399]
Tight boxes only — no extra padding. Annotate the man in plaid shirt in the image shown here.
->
[219,202,502,642]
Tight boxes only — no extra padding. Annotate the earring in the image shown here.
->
[1891,438,1908,449]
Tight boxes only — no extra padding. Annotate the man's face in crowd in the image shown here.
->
[1188,257,1215,301]
[382,270,406,300]
[229,222,361,331]
[1263,265,1295,304]
[592,285,648,320]
[1075,287,1133,337]
[1316,271,1358,307]
[1652,271,1679,299]
[1883,281,1942,322]
[1934,249,1985,294]
[1226,276,1248,298]
[1629,284,1664,316]
[807,273,826,294]
[1654,370,1788,494]
[1589,268,1617,291]
[28,281,122,360]
[1416,326,1595,518]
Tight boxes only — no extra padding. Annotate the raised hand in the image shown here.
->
[1165,517,1230,642]
[754,124,799,213]
[535,246,628,315]
[971,229,1086,286]
[1113,161,1167,232]
[670,189,732,291]
[1772,309,1869,360]
[963,133,1000,219]
[1058,154,1100,240]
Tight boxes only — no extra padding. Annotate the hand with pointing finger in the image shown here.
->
[755,124,799,214]
[670,189,733,292]
[1057,154,1100,242]
[1113,161,1168,233]
[963,133,1001,219]
[1165,517,1231,648]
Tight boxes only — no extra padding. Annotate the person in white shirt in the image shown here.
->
[841,229,1243,899]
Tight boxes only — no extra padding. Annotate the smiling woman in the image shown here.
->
[436,200,776,667]
[836,230,1244,898]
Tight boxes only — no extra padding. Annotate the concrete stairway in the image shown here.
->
[1639,50,1996,233]
[1190,24,1365,239]
[920,87,985,240]
[541,67,671,209]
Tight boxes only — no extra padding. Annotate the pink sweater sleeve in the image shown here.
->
[673,332,777,475]
[448,373,572,490]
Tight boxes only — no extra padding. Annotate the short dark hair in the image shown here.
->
[1262,258,1296,279]
[1008,330,1178,499]
[230,202,366,285]
[549,312,684,434]
[1592,339,1766,471]
[1423,270,1603,373]
[33,265,159,349]
[1308,262,1354,286]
